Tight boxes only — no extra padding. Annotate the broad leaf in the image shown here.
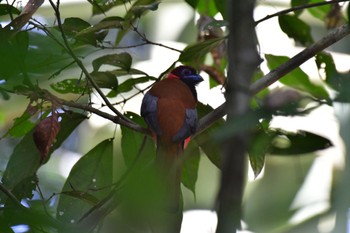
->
[249,128,274,178]
[315,52,338,86]
[291,0,310,16]
[92,53,132,72]
[194,103,224,169]
[0,4,21,16]
[110,68,149,77]
[182,141,201,197]
[0,112,85,203]
[197,0,219,17]
[0,133,41,203]
[278,15,313,46]
[179,37,226,64]
[130,1,160,18]
[57,139,113,224]
[76,16,124,36]
[90,71,118,90]
[117,76,156,94]
[54,112,86,148]
[5,109,37,138]
[307,0,331,22]
[270,130,332,155]
[61,17,100,46]
[185,0,199,8]
[265,54,329,99]
[121,112,155,167]
[51,78,87,94]
[332,72,350,103]
[91,0,126,15]
[214,0,227,19]
[0,31,29,78]
[62,17,91,36]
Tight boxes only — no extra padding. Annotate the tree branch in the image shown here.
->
[42,89,149,135]
[255,0,350,25]
[197,24,350,134]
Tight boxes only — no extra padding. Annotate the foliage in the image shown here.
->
[0,0,349,232]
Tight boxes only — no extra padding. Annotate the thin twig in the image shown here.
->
[0,182,23,207]
[43,89,150,135]
[255,0,350,25]
[131,24,183,53]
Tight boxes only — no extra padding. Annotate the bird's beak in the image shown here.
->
[186,74,204,83]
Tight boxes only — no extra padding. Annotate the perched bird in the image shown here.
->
[141,65,203,232]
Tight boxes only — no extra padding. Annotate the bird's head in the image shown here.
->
[167,66,203,86]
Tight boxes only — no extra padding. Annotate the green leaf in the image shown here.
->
[57,139,113,223]
[315,52,338,86]
[0,132,41,202]
[131,1,160,18]
[0,112,85,203]
[62,17,91,36]
[117,76,156,94]
[270,130,332,155]
[179,37,226,64]
[184,0,199,8]
[50,78,87,94]
[265,54,329,99]
[248,128,274,178]
[25,31,73,75]
[194,103,224,169]
[278,14,313,46]
[182,141,200,197]
[197,0,219,17]
[214,0,227,19]
[0,31,29,78]
[61,17,98,46]
[91,0,126,15]
[307,0,331,22]
[92,53,132,72]
[291,0,310,16]
[332,72,350,103]
[110,68,149,77]
[61,190,99,205]
[76,16,124,36]
[51,112,86,153]
[6,111,36,138]
[121,112,155,167]
[90,71,118,90]
[0,4,21,16]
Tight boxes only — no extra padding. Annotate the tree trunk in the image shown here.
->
[216,0,260,232]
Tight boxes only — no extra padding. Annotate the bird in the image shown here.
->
[140,65,203,232]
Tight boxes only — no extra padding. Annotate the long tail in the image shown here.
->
[154,137,184,233]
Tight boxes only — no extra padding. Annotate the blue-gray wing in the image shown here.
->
[172,108,198,143]
[140,92,162,135]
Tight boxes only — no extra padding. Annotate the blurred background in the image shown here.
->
[1,0,350,232]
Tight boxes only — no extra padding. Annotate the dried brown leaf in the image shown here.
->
[33,113,60,163]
